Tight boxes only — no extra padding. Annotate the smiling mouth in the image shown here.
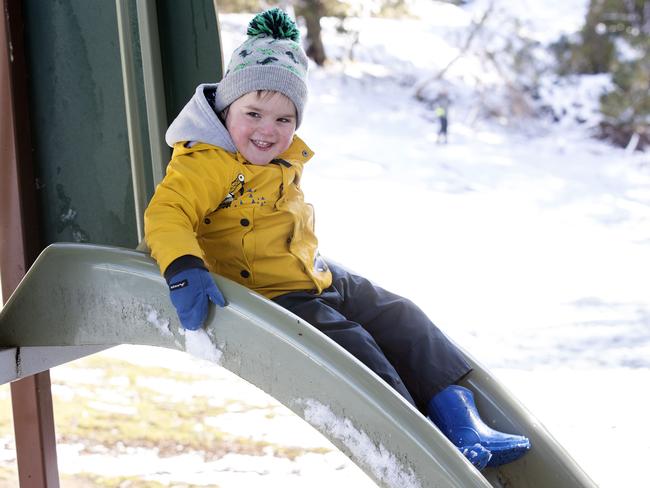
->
[251,139,273,149]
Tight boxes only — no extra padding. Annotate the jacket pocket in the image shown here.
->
[198,206,255,280]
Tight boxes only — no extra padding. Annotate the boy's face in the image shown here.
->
[225,91,297,166]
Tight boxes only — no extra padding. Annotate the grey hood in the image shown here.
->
[165,83,237,153]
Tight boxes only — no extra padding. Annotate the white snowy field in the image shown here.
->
[219,3,650,486]
[1,2,648,487]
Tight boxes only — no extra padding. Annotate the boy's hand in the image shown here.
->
[168,268,226,330]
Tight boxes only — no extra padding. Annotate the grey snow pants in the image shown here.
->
[272,262,472,412]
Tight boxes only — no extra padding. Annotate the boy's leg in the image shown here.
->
[327,263,471,413]
[273,290,417,407]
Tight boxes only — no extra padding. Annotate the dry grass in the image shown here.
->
[0,348,333,486]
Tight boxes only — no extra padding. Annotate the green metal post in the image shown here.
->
[136,0,169,187]
[116,0,148,242]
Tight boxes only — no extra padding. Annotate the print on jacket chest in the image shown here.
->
[217,172,271,209]
[218,174,245,209]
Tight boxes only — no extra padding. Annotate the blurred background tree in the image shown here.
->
[294,0,347,66]
[552,0,650,150]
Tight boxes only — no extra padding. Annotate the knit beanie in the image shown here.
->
[215,8,309,128]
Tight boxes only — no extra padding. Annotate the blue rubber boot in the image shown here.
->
[428,385,531,467]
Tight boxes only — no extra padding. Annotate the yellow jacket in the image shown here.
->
[144,135,332,299]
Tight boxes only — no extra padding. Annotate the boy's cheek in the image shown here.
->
[280,137,294,153]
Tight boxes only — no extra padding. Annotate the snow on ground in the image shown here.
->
[300,73,649,488]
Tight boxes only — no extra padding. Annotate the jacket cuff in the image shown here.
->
[164,255,207,283]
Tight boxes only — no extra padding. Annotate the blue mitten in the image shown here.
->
[168,268,226,330]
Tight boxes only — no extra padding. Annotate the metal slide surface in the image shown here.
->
[0,243,596,488]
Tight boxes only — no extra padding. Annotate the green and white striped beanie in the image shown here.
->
[215,8,309,127]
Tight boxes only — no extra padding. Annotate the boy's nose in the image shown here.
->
[257,122,275,137]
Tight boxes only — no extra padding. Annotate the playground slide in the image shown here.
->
[0,243,596,488]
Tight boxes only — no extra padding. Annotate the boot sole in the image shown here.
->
[486,442,530,467]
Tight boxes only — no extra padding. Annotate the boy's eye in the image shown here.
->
[246,112,260,118]
[277,117,291,123]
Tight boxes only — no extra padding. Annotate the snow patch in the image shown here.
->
[145,307,172,336]
[298,399,421,488]
[183,328,223,364]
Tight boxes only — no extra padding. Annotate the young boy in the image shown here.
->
[144,8,529,471]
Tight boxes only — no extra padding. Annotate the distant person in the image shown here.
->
[432,90,451,144]
[144,8,529,471]
[436,105,448,143]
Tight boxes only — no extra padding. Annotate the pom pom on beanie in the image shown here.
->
[247,7,300,41]
[215,8,309,127]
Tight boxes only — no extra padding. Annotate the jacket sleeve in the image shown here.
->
[144,146,230,275]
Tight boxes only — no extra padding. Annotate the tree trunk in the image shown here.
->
[298,0,327,66]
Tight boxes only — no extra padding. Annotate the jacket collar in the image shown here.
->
[280,135,314,164]
[172,134,315,167]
